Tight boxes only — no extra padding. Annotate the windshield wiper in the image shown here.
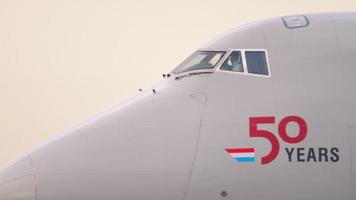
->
[175,71,213,80]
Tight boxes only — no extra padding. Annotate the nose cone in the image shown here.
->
[0,155,36,200]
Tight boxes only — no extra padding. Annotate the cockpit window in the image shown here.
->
[172,51,225,74]
[218,49,270,77]
[246,51,269,75]
[220,51,244,72]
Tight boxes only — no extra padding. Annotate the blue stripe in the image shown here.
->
[235,157,255,162]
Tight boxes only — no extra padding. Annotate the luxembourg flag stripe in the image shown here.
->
[225,148,256,163]
[230,152,255,158]
[236,157,255,162]
[225,148,254,153]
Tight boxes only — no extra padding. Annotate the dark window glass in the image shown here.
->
[246,51,269,75]
[220,51,244,72]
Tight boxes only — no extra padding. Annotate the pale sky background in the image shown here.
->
[0,0,355,167]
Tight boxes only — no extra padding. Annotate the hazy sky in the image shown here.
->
[0,0,355,166]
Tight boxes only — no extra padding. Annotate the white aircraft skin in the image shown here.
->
[0,12,355,200]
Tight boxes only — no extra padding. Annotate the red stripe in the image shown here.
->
[225,148,255,153]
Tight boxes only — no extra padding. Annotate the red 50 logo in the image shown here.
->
[250,116,308,165]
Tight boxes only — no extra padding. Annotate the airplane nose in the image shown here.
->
[0,155,36,200]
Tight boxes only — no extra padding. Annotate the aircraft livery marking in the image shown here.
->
[226,116,340,165]
[225,148,256,162]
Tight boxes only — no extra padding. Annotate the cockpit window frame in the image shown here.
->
[217,49,271,78]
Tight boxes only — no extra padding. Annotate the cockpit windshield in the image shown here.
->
[172,51,226,74]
